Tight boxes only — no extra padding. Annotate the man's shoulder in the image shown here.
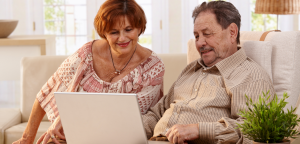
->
[242,57,271,79]
[228,57,272,87]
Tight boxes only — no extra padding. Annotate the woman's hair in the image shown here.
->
[94,0,147,39]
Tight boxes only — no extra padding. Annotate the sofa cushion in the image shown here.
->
[0,108,21,144]
[187,39,200,64]
[240,40,273,82]
[240,31,300,111]
[4,121,51,144]
[158,54,187,94]
[21,56,68,122]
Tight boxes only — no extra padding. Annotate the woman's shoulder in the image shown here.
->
[77,40,95,61]
[139,49,165,73]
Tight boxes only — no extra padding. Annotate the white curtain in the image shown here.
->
[0,0,13,19]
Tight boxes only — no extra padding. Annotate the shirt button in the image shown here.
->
[203,72,205,75]
[174,112,177,115]
[195,89,197,91]
[165,128,169,132]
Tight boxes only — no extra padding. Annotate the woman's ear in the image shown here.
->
[229,23,238,44]
[138,28,142,36]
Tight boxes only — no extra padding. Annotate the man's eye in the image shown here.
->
[195,35,199,39]
[203,33,210,36]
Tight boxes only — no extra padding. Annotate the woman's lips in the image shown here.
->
[117,41,130,47]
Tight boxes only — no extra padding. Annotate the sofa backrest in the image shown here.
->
[21,54,187,122]
[21,56,68,122]
[187,31,300,114]
[158,54,187,94]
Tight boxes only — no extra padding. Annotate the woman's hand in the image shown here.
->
[37,116,66,144]
[12,133,33,144]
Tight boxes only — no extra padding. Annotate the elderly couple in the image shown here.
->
[13,0,274,144]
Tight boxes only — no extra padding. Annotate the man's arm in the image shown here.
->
[165,79,275,144]
[142,60,197,139]
[142,82,175,139]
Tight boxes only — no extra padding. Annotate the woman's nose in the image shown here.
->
[118,32,126,42]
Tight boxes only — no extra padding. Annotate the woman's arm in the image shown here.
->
[13,99,46,144]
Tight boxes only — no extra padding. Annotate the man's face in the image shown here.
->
[193,11,237,67]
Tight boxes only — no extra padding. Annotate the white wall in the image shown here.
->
[0,0,13,19]
[0,0,44,36]
[279,15,299,31]
[168,0,182,53]
[86,0,105,41]
[229,0,251,31]
[181,0,198,53]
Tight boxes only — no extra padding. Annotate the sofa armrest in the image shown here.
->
[0,108,21,144]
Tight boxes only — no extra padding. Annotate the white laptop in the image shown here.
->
[54,92,172,144]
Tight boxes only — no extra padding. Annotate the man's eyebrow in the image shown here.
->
[201,28,208,31]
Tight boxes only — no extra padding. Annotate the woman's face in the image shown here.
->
[105,16,141,56]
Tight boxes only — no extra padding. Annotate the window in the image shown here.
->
[44,0,87,55]
[250,0,277,31]
[136,0,152,49]
[44,0,158,54]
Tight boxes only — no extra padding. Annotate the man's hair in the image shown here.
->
[94,0,147,39]
[192,1,241,44]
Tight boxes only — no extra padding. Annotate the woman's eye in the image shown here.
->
[126,29,132,32]
[110,32,117,34]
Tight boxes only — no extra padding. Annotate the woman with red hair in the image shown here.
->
[13,0,164,143]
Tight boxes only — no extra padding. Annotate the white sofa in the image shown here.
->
[0,53,187,144]
[1,31,300,144]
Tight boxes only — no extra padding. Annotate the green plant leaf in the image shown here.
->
[237,91,300,143]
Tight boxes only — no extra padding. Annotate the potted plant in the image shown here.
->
[237,91,300,144]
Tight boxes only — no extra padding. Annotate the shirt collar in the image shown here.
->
[194,48,247,78]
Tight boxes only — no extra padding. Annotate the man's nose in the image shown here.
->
[196,37,206,48]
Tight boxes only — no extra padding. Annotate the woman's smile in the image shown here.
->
[117,41,131,47]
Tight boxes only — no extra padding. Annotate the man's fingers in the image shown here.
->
[167,131,175,143]
[173,134,178,144]
[178,135,187,144]
[165,128,171,137]
[36,132,47,144]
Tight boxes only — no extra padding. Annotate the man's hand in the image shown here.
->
[166,124,199,144]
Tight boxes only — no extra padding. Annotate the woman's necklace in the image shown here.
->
[108,45,137,75]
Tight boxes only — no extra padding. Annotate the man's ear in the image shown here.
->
[228,23,238,44]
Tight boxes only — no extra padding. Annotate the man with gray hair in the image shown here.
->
[142,1,274,144]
